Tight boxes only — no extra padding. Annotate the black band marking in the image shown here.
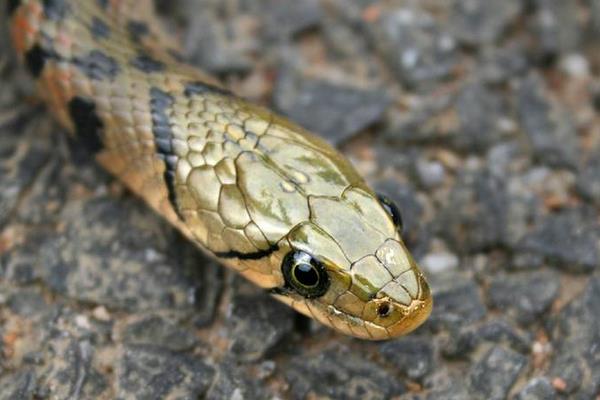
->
[73,50,119,80]
[127,20,150,43]
[131,54,165,73]
[149,87,180,215]
[42,0,69,20]
[90,17,111,39]
[68,97,104,154]
[184,81,232,98]
[24,45,55,78]
[214,244,279,260]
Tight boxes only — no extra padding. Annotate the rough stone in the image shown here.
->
[274,74,390,145]
[116,344,215,399]
[206,361,270,400]
[514,377,557,400]
[285,346,406,399]
[7,289,49,317]
[0,115,52,227]
[38,337,108,399]
[480,44,531,83]
[438,170,508,253]
[182,10,252,75]
[468,346,527,400]
[576,153,600,206]
[248,0,323,40]
[592,0,600,35]
[120,314,198,352]
[442,320,533,359]
[369,6,458,89]
[452,80,509,152]
[450,0,522,45]
[37,197,222,317]
[487,271,560,324]
[0,370,37,400]
[549,275,600,396]
[428,275,487,330]
[517,74,578,168]
[379,337,434,380]
[531,0,583,59]
[517,209,599,272]
[227,279,295,361]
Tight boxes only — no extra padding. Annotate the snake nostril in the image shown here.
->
[377,302,392,317]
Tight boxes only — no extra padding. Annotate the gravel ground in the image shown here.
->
[0,0,599,399]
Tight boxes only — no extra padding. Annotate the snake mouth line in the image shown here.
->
[326,297,432,339]
[214,244,279,260]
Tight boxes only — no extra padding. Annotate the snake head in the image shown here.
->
[271,187,432,340]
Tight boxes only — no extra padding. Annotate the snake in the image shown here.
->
[7,0,432,340]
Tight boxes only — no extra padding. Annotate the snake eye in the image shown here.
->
[282,251,330,298]
[377,193,403,232]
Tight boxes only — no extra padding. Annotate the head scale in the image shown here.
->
[266,186,432,340]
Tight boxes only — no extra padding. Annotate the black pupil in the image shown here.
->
[293,263,319,287]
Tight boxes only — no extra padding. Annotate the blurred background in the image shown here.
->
[0,0,599,398]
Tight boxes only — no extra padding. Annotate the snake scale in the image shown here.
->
[7,0,432,340]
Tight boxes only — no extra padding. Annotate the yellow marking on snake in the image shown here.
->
[8,0,432,339]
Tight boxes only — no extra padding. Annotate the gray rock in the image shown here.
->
[452,80,509,152]
[514,377,557,400]
[183,11,253,75]
[415,159,446,189]
[428,276,487,329]
[1,232,48,284]
[517,74,579,168]
[386,81,509,152]
[487,271,560,324]
[442,320,532,359]
[37,197,222,317]
[438,170,508,253]
[117,344,215,399]
[379,337,434,380]
[227,280,295,361]
[468,346,527,400]
[274,74,390,145]
[479,43,531,83]
[120,315,198,352]
[369,6,458,88]
[517,209,599,272]
[285,345,406,399]
[248,0,323,40]
[549,275,600,395]
[531,0,582,58]
[0,370,37,400]
[0,116,53,227]
[548,355,584,394]
[39,338,107,399]
[7,289,49,317]
[206,362,270,400]
[450,0,522,45]
[592,0,600,35]
[576,153,600,206]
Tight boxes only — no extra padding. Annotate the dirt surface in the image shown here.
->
[1,0,599,399]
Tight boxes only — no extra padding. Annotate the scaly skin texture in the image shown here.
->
[8,0,432,339]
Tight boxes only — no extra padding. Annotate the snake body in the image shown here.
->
[8,0,432,340]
